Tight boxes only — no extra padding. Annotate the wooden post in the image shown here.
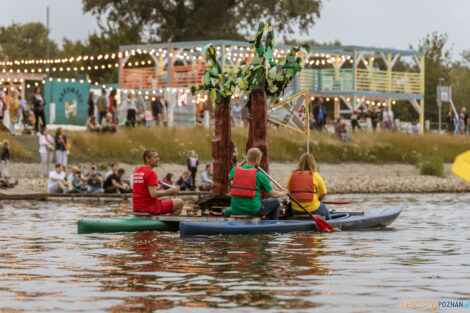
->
[246,85,269,173]
[211,97,234,195]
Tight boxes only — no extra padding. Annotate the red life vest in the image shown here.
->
[290,171,314,201]
[230,167,258,199]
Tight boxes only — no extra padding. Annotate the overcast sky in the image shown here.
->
[0,0,467,59]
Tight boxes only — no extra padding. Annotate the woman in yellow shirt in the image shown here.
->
[286,153,331,220]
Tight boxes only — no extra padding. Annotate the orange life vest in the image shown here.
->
[230,167,258,199]
[290,171,314,201]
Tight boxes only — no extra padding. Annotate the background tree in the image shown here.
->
[411,32,452,124]
[82,0,322,42]
[0,22,60,59]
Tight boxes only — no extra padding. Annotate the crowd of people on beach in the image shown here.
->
[85,89,169,133]
[446,106,470,135]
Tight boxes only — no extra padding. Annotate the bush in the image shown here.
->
[419,154,444,177]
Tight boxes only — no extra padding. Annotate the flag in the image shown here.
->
[267,89,309,135]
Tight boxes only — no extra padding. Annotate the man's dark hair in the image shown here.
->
[117,168,125,175]
[143,149,157,163]
[55,163,62,169]
[101,88,106,94]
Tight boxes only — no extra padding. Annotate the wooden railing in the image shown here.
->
[122,65,423,95]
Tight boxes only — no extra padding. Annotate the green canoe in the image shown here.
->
[77,218,178,234]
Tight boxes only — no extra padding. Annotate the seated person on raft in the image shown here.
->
[229,147,288,219]
[287,153,331,220]
[132,149,184,215]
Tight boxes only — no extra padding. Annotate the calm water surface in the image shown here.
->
[1,193,469,312]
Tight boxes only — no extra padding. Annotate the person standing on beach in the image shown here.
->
[54,127,68,167]
[446,106,455,133]
[108,89,117,123]
[229,147,288,219]
[39,127,54,178]
[370,107,379,131]
[87,91,95,118]
[1,140,10,180]
[462,107,469,135]
[132,149,184,215]
[32,86,46,133]
[286,153,331,220]
[97,89,108,124]
[383,106,394,130]
[151,96,163,125]
[187,150,199,189]
[126,92,137,127]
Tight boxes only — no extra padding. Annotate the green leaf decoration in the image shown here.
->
[209,88,217,102]
[189,22,310,105]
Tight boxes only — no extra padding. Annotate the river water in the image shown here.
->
[0,193,469,313]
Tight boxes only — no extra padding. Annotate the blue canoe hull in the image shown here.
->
[180,204,403,237]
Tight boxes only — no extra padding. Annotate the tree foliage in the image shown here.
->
[82,0,322,42]
[0,22,60,59]
[411,32,451,122]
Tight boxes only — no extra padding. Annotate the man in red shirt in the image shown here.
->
[132,149,184,215]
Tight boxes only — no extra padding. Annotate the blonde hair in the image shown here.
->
[246,147,262,163]
[295,153,317,174]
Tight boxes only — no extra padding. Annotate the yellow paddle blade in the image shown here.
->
[452,150,470,183]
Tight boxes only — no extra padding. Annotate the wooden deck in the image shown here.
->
[133,212,260,223]
[0,188,211,201]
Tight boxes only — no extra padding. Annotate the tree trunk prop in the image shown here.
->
[246,85,269,173]
[211,97,234,195]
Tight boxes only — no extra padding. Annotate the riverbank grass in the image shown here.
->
[5,127,470,165]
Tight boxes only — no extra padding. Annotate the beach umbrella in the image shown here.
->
[452,150,470,183]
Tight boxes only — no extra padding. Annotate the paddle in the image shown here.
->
[257,166,336,232]
[452,150,470,183]
[159,180,178,189]
[323,201,353,205]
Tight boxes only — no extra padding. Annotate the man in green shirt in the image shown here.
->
[229,147,288,219]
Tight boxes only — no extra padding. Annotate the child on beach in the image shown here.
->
[1,140,10,179]
[145,103,154,127]
[176,171,194,191]
[158,173,174,190]
[186,150,199,189]
[286,153,331,220]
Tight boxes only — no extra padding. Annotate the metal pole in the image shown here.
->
[46,7,49,61]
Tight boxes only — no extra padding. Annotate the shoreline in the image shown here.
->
[3,162,470,195]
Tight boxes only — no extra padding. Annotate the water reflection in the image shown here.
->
[0,194,469,312]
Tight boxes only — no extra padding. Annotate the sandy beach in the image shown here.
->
[6,161,470,194]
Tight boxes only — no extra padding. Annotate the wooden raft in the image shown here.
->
[133,212,261,223]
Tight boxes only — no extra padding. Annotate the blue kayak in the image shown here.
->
[180,205,403,237]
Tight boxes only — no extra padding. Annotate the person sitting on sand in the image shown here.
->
[228,147,288,219]
[104,168,131,194]
[176,171,194,191]
[104,162,118,181]
[67,166,86,193]
[101,113,116,133]
[158,172,174,190]
[86,115,102,132]
[83,163,104,194]
[132,149,184,215]
[286,153,331,220]
[335,118,351,142]
[198,163,213,191]
[48,164,68,193]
